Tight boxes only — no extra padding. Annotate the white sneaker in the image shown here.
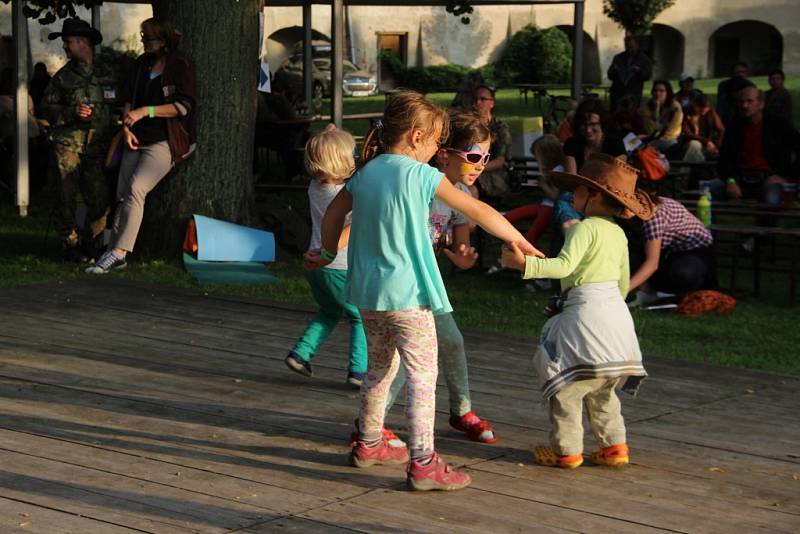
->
[524,279,552,293]
[627,290,660,309]
[486,260,505,275]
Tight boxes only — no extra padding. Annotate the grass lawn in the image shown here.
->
[3,194,799,376]
[3,75,799,375]
[324,75,800,136]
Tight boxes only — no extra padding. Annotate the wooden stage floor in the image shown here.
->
[0,279,798,533]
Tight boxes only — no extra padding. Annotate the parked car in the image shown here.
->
[274,55,378,98]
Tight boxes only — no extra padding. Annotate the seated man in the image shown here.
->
[765,69,793,124]
[255,79,308,179]
[675,73,703,111]
[718,87,800,207]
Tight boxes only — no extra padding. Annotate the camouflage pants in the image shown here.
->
[52,143,110,246]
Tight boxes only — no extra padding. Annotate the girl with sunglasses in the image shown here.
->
[381,111,499,446]
[306,94,541,491]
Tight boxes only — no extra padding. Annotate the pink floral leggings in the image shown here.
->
[359,308,438,456]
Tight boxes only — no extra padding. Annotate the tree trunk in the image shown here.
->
[136,0,261,260]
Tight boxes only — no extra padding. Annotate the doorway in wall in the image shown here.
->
[377,32,407,90]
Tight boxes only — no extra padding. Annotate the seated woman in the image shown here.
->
[681,93,725,163]
[87,17,196,274]
[473,85,511,199]
[628,192,716,298]
[564,98,627,173]
[641,80,683,156]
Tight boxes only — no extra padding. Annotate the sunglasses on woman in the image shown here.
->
[446,148,491,165]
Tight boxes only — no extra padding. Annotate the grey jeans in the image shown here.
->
[111,141,173,252]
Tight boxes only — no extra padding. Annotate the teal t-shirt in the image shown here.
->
[345,153,452,315]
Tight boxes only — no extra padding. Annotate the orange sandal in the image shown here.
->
[533,445,583,469]
[591,443,629,467]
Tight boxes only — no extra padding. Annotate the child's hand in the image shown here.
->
[443,243,478,270]
[516,239,545,259]
[500,242,526,271]
[303,249,329,270]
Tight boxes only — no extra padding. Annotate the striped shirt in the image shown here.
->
[643,197,713,256]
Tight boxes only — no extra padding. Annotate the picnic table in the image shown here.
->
[709,223,800,304]
[512,83,609,106]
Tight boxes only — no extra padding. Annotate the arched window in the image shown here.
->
[709,21,782,77]
[651,24,684,80]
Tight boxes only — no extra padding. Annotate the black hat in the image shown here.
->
[48,18,103,46]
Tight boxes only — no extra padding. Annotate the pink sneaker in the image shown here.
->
[406,452,471,491]
[349,438,410,468]
[350,421,406,449]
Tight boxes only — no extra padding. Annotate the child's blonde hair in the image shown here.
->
[531,134,565,182]
[304,129,356,181]
[360,90,449,167]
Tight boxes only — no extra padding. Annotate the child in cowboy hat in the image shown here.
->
[502,152,654,469]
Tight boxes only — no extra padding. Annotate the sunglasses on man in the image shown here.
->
[446,147,491,165]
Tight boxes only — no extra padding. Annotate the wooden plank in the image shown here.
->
[0,450,259,533]
[0,427,329,516]
[0,495,144,534]
[241,516,359,532]
[299,485,660,533]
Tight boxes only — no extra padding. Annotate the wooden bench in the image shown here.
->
[709,224,800,304]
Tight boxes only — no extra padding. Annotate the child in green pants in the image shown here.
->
[286,127,367,387]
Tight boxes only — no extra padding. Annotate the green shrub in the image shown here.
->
[379,50,476,92]
[495,24,572,85]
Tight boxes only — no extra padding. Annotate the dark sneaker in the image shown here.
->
[349,438,410,468]
[346,371,365,388]
[407,452,471,491]
[285,353,313,377]
[85,251,126,274]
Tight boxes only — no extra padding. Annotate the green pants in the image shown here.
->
[52,144,109,243]
[384,312,471,417]
[549,377,626,456]
[291,268,367,374]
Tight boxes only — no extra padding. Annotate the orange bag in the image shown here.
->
[182,217,198,254]
[676,290,736,317]
[636,146,669,181]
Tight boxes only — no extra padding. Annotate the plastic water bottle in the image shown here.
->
[697,186,712,227]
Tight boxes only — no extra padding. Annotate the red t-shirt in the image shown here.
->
[739,119,770,172]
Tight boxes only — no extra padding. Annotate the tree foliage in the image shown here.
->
[445,1,474,24]
[0,0,101,25]
[602,0,676,36]
[495,25,572,85]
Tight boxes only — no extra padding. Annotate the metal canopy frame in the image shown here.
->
[292,0,585,127]
[9,0,585,216]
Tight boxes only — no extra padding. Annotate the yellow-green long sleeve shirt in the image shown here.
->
[523,216,630,297]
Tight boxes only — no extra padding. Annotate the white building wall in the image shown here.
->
[2,0,798,79]
[0,2,150,74]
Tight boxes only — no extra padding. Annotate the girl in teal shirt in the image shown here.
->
[307,91,541,491]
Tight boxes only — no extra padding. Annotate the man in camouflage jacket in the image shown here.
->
[41,18,121,260]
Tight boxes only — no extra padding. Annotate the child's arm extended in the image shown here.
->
[337,224,351,251]
[435,178,544,258]
[304,188,352,268]
[502,222,591,280]
[443,223,478,270]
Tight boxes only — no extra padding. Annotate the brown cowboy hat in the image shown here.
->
[550,153,655,220]
[48,18,103,46]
